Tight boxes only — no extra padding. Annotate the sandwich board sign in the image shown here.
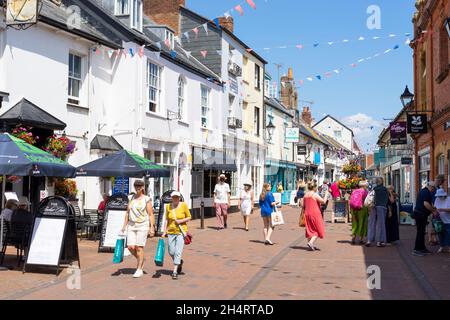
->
[24,196,80,275]
[98,193,129,252]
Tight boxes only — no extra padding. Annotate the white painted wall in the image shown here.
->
[314,117,354,152]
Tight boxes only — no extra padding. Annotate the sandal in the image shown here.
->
[171,273,178,280]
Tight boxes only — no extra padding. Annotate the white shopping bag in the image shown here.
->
[271,208,285,227]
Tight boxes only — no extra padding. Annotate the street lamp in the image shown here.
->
[306,139,313,160]
[324,146,331,159]
[266,119,275,142]
[400,85,414,108]
[445,18,450,40]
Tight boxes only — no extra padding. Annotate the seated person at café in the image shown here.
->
[0,199,18,222]
[98,193,110,215]
[11,197,33,226]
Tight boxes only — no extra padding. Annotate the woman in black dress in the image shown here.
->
[386,185,400,244]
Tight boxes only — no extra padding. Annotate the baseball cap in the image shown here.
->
[171,191,182,198]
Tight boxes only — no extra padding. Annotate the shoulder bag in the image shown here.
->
[172,204,193,245]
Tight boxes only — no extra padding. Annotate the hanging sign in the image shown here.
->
[407,114,428,134]
[6,0,38,26]
[297,145,307,156]
[285,128,299,143]
[401,157,413,165]
[390,121,407,145]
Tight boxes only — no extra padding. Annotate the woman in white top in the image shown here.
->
[434,188,450,253]
[121,180,155,278]
[238,182,254,232]
[0,199,18,222]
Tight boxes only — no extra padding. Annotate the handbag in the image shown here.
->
[364,190,375,208]
[154,238,165,267]
[432,218,444,234]
[112,234,126,264]
[299,208,306,227]
[171,204,193,245]
[271,207,285,227]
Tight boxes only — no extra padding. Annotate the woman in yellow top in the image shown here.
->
[121,180,155,278]
[162,191,191,280]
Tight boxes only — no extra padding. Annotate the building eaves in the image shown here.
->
[264,98,294,118]
[313,114,354,136]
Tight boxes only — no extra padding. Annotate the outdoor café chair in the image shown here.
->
[83,209,101,241]
[0,221,31,267]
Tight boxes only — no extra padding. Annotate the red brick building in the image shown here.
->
[411,0,450,192]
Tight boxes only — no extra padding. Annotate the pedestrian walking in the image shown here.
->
[162,191,191,280]
[121,180,155,278]
[429,174,446,245]
[386,186,400,244]
[213,174,231,230]
[259,183,279,245]
[330,181,341,200]
[303,182,327,251]
[238,181,254,231]
[295,181,306,208]
[318,180,330,218]
[366,177,389,248]
[276,182,284,193]
[412,181,437,257]
[434,189,450,254]
[350,180,369,245]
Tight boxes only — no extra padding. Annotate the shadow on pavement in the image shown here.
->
[249,240,266,244]
[111,268,149,276]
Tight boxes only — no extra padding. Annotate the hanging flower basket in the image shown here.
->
[11,126,38,145]
[44,135,76,161]
[54,178,78,200]
[338,177,363,190]
[342,160,362,176]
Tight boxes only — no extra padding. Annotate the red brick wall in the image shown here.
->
[143,0,185,35]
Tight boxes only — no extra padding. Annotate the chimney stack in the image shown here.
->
[302,107,313,126]
[143,0,185,35]
[218,16,234,33]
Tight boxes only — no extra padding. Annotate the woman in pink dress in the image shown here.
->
[303,182,327,251]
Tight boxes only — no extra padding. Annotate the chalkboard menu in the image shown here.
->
[333,200,348,221]
[98,193,129,252]
[25,196,80,274]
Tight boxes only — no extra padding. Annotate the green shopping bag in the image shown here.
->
[113,234,126,264]
[432,219,444,234]
[154,238,165,267]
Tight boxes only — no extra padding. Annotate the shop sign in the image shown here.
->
[390,121,407,145]
[401,157,413,165]
[285,128,299,143]
[407,114,428,134]
[6,0,38,26]
[297,145,307,155]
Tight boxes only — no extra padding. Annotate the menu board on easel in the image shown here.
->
[332,200,349,223]
[24,196,80,274]
[98,193,129,252]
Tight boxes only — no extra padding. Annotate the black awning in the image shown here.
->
[192,147,237,172]
[90,135,123,151]
[0,98,66,130]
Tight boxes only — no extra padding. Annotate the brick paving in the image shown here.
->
[0,204,449,300]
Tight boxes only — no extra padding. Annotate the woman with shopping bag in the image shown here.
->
[259,183,280,246]
[120,180,155,278]
[303,182,327,251]
[162,191,192,280]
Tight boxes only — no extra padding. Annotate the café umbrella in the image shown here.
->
[0,133,76,177]
[76,149,170,178]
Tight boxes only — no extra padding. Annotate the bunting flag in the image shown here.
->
[235,5,244,16]
[122,49,128,58]
[96,47,102,55]
[138,46,144,58]
[129,48,134,57]
[200,50,208,58]
[193,27,199,38]
[165,38,171,49]
[155,42,162,51]
[107,50,114,59]
[184,51,191,59]
[183,32,190,42]
[202,23,208,35]
[154,51,161,60]
[171,50,177,59]
[246,0,257,10]
[224,11,232,19]
[174,36,181,45]
[246,48,253,53]
[217,50,222,56]
[213,18,220,29]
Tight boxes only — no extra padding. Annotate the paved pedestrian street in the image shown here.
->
[1,205,448,300]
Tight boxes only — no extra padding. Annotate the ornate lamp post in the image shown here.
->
[266,119,276,143]
[400,85,414,108]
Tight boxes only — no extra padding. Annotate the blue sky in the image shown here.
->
[187,0,416,152]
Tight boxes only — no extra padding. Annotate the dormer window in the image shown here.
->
[165,29,175,50]
[131,0,143,32]
[115,0,129,15]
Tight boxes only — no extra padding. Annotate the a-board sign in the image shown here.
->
[25,196,80,274]
[333,200,348,218]
[99,193,129,251]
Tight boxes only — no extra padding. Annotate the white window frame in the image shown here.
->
[254,106,260,137]
[147,61,162,114]
[334,130,342,139]
[201,85,211,129]
[438,154,445,175]
[255,64,261,90]
[114,0,130,15]
[165,29,175,50]
[131,0,143,32]
[177,76,185,120]
[68,52,83,105]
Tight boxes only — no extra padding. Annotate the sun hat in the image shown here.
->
[243,181,253,187]
[359,180,369,187]
[219,174,227,180]
[171,191,182,198]
[435,188,447,197]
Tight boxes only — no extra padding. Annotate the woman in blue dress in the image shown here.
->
[259,183,280,245]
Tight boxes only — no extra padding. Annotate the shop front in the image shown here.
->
[418,147,431,189]
[265,159,297,204]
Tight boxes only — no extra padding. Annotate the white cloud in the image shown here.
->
[341,113,385,153]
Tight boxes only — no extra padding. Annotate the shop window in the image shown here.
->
[439,25,449,77]
[201,85,211,128]
[147,61,162,113]
[115,0,129,15]
[438,154,445,175]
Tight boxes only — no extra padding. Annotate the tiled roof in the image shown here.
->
[264,97,294,118]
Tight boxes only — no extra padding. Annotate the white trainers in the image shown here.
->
[133,269,143,278]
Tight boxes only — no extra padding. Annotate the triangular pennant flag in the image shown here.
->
[343,39,349,43]
[200,50,208,58]
[405,38,411,45]
[405,33,411,37]
[393,45,400,50]
[358,58,365,63]
[165,38,171,49]
[193,27,199,38]
[333,69,340,74]
[235,5,244,16]
[122,49,128,58]
[183,32,190,42]
[114,49,120,56]
[184,51,191,59]
[373,36,380,40]
[313,43,319,47]
[171,50,177,59]
[129,48,135,57]
[216,50,222,56]
[224,11,231,19]
[246,48,253,53]
[316,75,322,80]
[389,34,397,37]
[384,49,392,54]
[155,42,162,51]
[246,0,257,10]
[107,50,114,59]
[328,42,334,45]
[174,36,181,45]
[202,23,208,35]
[306,77,313,82]
[96,47,102,55]
[296,44,304,49]
[139,46,145,58]
[213,18,220,29]
[325,72,332,77]
[358,36,365,41]
[351,63,357,67]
